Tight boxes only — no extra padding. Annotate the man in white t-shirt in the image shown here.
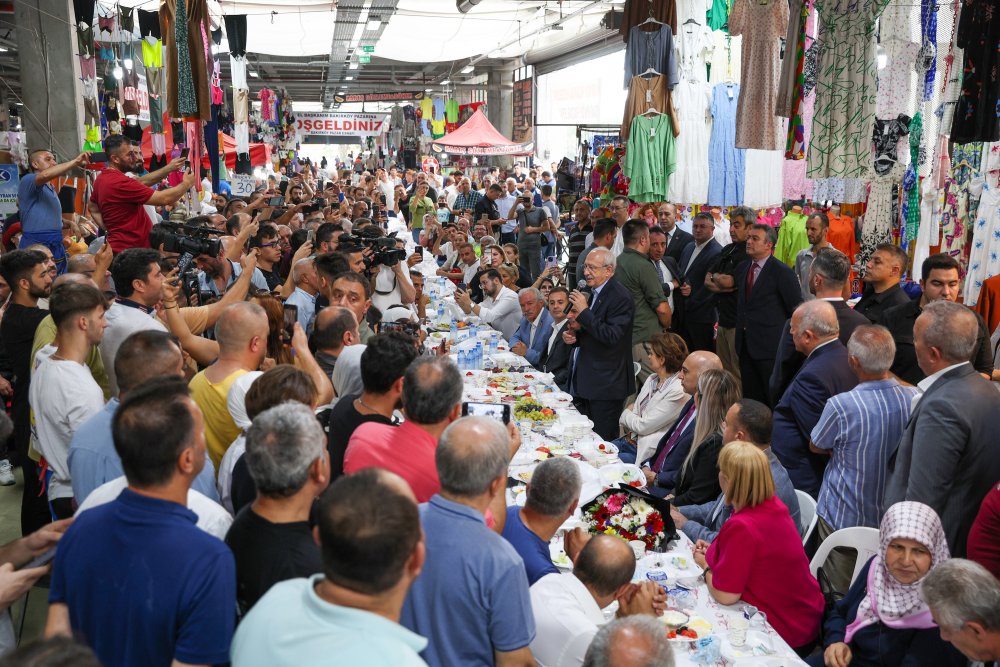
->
[529,536,659,667]
[99,248,169,396]
[454,269,521,340]
[30,282,109,518]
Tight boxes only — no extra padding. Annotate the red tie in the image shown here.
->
[746,262,760,299]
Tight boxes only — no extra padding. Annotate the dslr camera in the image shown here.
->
[159,222,224,295]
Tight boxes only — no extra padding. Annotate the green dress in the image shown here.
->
[707,0,731,31]
[623,113,677,203]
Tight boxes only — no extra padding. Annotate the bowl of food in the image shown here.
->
[513,397,558,423]
[598,463,646,488]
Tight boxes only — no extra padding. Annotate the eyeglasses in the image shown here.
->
[257,241,280,248]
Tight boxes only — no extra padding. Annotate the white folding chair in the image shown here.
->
[809,526,880,587]
[796,490,818,546]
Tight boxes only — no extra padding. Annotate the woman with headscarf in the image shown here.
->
[807,501,966,666]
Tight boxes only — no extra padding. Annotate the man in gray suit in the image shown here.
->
[884,300,1000,556]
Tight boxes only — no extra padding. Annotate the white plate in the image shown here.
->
[598,463,646,488]
[720,631,783,661]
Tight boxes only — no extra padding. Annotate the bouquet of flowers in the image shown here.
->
[581,485,674,551]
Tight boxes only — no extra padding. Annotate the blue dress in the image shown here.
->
[707,83,746,206]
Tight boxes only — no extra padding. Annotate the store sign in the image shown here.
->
[361,45,375,53]
[431,142,534,156]
[512,76,533,145]
[294,111,389,137]
[332,90,425,104]
[0,165,17,215]
[232,174,256,197]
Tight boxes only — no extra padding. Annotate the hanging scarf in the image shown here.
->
[844,501,950,644]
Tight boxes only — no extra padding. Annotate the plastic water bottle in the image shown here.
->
[475,342,483,369]
[449,320,458,341]
[437,302,445,321]
[457,349,467,370]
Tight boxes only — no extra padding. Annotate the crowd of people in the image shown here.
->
[0,137,996,667]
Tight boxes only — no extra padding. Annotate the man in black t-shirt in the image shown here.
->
[0,249,54,533]
[327,332,418,480]
[704,207,752,379]
[248,224,285,291]
[226,401,328,615]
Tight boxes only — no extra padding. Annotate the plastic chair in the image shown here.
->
[809,526,881,587]
[796,490,818,546]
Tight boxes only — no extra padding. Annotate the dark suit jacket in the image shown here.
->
[736,256,803,361]
[769,300,871,404]
[643,399,697,490]
[670,432,724,506]
[884,364,1000,556]
[666,228,694,263]
[771,340,858,497]
[572,277,636,401]
[542,325,572,392]
[679,239,723,324]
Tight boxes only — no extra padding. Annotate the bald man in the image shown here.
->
[19,150,90,274]
[772,300,858,497]
[531,535,659,666]
[640,352,722,494]
[188,302,269,467]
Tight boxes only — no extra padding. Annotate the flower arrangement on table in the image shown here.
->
[581,487,672,551]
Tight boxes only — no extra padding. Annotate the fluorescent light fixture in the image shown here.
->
[112,65,123,80]
[345,76,354,80]
[123,58,133,69]
[366,17,381,30]
[249,70,260,78]
[440,79,450,85]
[425,88,433,92]
[0,46,9,52]
[461,65,474,74]
[348,62,359,70]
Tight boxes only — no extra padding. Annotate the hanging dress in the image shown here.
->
[950,0,1000,143]
[727,0,788,150]
[963,182,1000,305]
[807,0,891,179]
[707,83,746,205]
[623,113,677,202]
[669,79,712,203]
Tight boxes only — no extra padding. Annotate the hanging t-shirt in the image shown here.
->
[431,119,446,138]
[420,96,434,120]
[432,97,445,120]
[446,99,459,123]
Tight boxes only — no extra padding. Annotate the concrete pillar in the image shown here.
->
[15,0,83,155]
[486,67,515,167]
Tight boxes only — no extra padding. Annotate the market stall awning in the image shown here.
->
[431,109,533,156]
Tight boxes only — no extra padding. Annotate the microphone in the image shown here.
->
[565,286,591,316]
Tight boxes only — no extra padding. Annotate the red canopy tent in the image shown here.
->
[431,109,533,156]
[139,127,272,170]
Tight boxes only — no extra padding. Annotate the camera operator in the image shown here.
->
[360,230,415,312]
[195,241,270,300]
[91,136,193,252]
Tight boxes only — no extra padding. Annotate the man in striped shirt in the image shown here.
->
[809,324,917,592]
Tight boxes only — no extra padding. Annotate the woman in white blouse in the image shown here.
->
[616,332,690,464]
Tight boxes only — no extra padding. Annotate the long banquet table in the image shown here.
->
[407,249,807,666]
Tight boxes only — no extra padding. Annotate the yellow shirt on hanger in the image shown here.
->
[141,38,162,68]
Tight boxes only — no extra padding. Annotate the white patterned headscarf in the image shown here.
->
[844,501,950,643]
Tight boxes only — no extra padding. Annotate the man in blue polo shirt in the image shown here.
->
[401,416,536,667]
[502,456,581,585]
[45,378,235,667]
[18,150,90,274]
[68,329,218,503]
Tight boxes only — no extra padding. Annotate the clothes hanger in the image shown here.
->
[640,67,661,77]
[684,18,701,24]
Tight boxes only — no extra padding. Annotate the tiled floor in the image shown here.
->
[0,468,49,647]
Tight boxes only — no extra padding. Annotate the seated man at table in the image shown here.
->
[401,416,535,667]
[502,457,581,585]
[509,287,554,367]
[582,616,675,667]
[530,536,660,667]
[344,356,463,502]
[454,268,521,340]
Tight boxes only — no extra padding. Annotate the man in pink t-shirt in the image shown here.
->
[91,135,193,252]
[344,356,463,502]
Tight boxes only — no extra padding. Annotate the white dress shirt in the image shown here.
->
[913,361,970,408]
[479,286,521,340]
[529,573,607,667]
[548,319,568,355]
[652,258,675,311]
[685,239,712,273]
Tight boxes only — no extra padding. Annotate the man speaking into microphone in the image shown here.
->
[562,247,636,440]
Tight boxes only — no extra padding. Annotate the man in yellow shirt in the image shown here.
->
[189,302,268,468]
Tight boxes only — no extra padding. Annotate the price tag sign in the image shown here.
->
[232,174,255,198]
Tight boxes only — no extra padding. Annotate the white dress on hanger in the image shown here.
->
[668,79,712,204]
[744,148,786,208]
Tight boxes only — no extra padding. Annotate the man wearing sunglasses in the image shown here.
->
[248,224,285,291]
